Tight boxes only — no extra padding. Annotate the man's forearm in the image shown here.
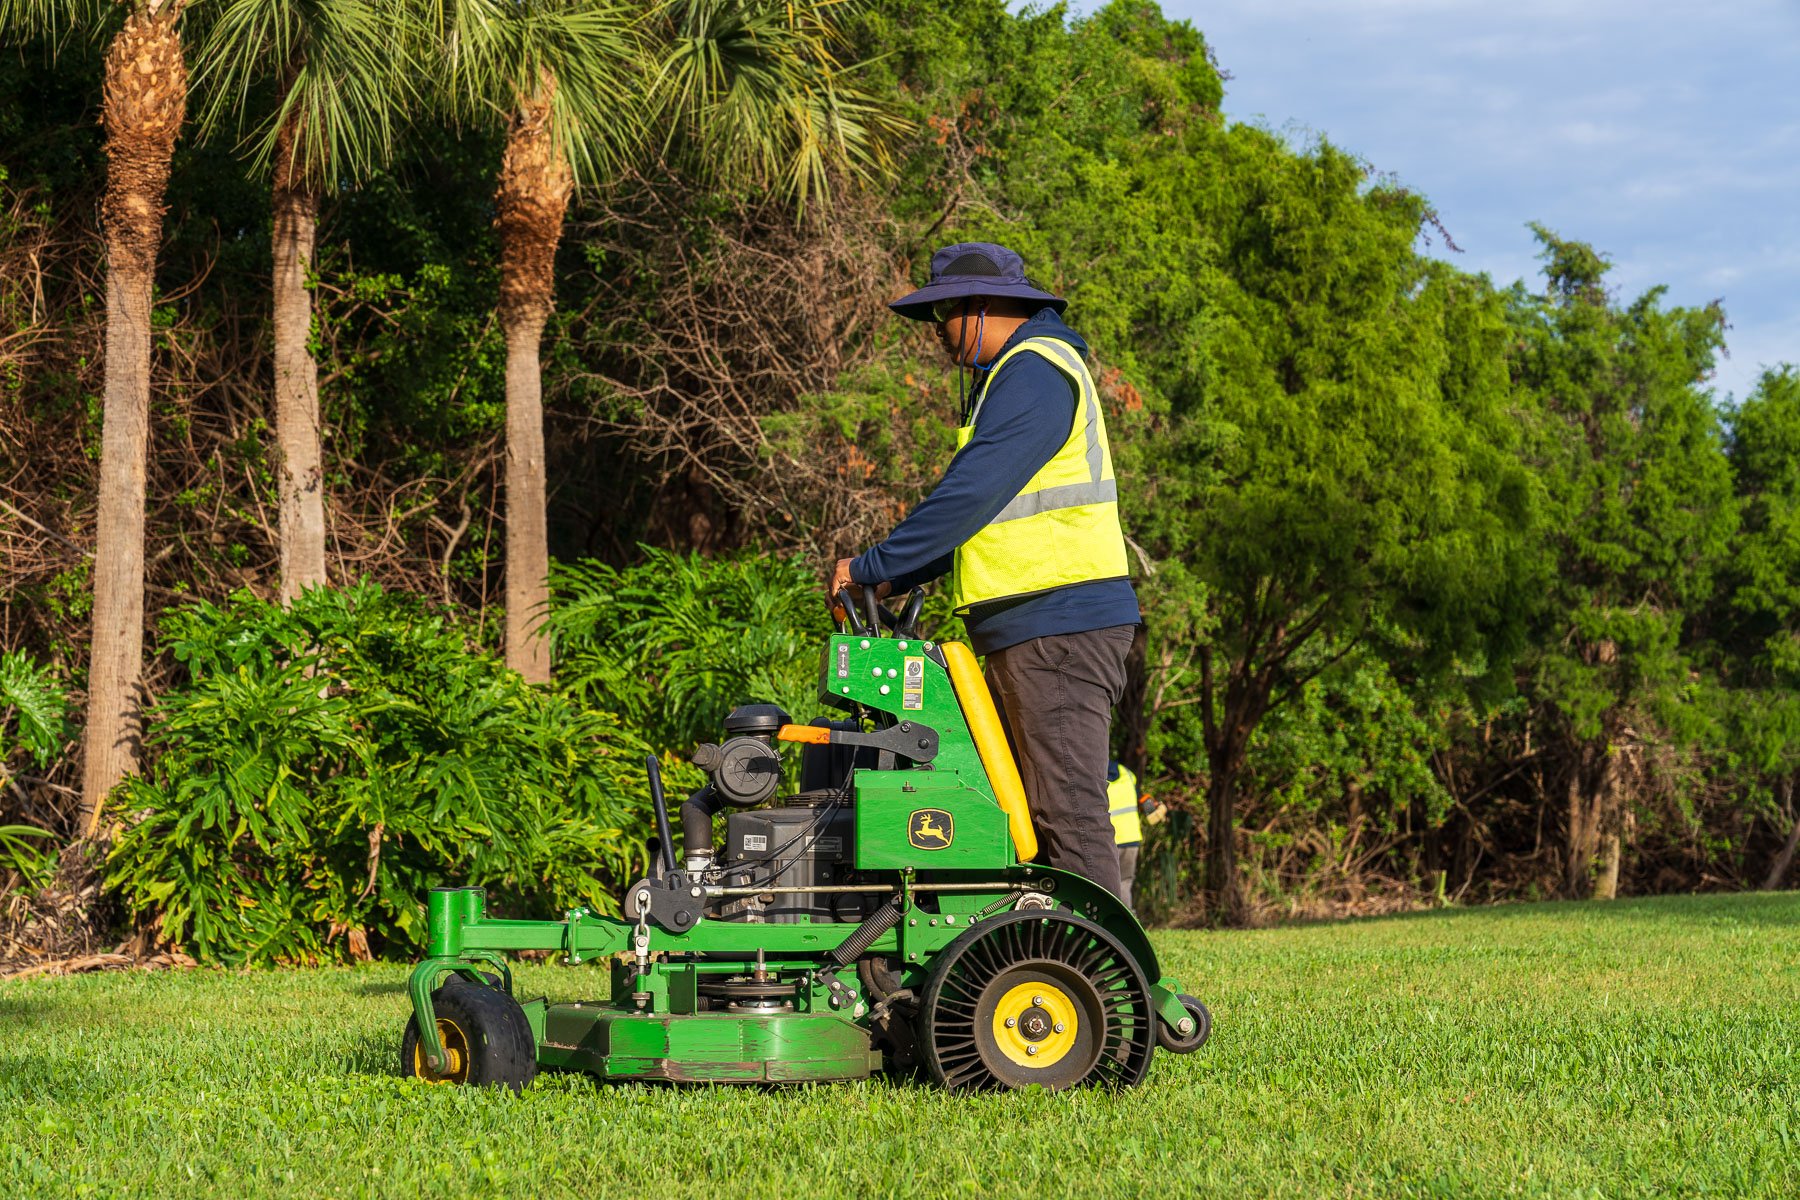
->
[854,551,952,593]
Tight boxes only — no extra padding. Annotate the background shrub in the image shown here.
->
[105,584,654,966]
[547,548,832,753]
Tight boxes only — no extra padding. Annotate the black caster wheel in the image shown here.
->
[1155,993,1212,1053]
[400,975,537,1092]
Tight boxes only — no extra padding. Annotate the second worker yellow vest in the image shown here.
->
[1109,765,1142,846]
[950,337,1130,613]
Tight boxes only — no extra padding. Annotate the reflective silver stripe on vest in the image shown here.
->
[1026,337,1105,483]
[969,339,1106,485]
[990,478,1120,524]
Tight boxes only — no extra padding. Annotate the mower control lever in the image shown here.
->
[835,584,925,639]
[834,587,868,635]
[645,754,677,876]
[897,588,925,637]
[860,587,882,637]
[778,720,940,763]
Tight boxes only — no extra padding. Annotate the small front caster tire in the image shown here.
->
[1155,993,1212,1054]
[400,977,538,1092]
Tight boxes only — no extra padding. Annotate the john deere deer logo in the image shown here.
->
[909,808,955,850]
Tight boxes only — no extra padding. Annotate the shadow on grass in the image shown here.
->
[0,994,52,1028]
[1153,889,1800,936]
[0,1052,94,1100]
[353,980,408,996]
[341,1027,403,1078]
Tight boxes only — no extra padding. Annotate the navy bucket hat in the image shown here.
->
[889,241,1066,321]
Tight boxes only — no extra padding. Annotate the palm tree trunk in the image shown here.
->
[495,75,572,684]
[272,113,328,602]
[80,2,186,837]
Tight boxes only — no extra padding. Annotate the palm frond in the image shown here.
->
[426,0,642,186]
[0,0,108,46]
[647,0,902,214]
[188,0,419,184]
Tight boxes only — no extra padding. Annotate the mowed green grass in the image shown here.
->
[3,894,1796,1199]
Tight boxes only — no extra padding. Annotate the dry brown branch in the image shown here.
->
[554,168,942,559]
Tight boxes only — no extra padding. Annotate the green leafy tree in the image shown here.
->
[188,0,414,601]
[1130,133,1540,922]
[1713,367,1800,886]
[1507,227,1737,899]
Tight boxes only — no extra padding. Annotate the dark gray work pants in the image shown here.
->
[984,624,1136,899]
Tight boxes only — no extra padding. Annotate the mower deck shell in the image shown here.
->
[533,1002,882,1082]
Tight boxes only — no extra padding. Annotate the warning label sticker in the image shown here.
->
[836,643,850,678]
[902,656,925,710]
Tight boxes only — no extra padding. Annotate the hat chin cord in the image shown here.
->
[957,301,997,424]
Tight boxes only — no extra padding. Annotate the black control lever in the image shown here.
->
[646,754,677,876]
[861,587,882,638]
[898,588,925,637]
[835,587,868,636]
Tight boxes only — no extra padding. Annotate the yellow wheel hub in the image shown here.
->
[990,981,1079,1068]
[412,1018,470,1084]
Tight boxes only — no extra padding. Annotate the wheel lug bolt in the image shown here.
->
[1026,1045,1038,1056]
[1004,1016,1016,1028]
[1031,996,1043,1006]
[1053,1022,1065,1033]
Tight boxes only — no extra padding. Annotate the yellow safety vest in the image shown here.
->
[1109,765,1141,846]
[950,337,1130,614]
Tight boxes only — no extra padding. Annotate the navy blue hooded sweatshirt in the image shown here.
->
[849,308,1140,655]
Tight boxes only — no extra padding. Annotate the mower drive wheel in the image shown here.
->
[1155,993,1212,1053]
[918,909,1156,1092]
[400,977,537,1093]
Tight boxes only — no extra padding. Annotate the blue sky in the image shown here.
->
[1135,0,1800,405]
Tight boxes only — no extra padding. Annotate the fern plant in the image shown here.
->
[547,548,829,753]
[0,650,72,889]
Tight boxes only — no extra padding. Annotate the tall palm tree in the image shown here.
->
[431,0,898,683]
[427,0,638,684]
[2,0,190,836]
[190,0,411,602]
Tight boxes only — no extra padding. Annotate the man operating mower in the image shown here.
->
[827,242,1138,899]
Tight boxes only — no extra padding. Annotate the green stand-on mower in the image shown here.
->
[400,588,1211,1092]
